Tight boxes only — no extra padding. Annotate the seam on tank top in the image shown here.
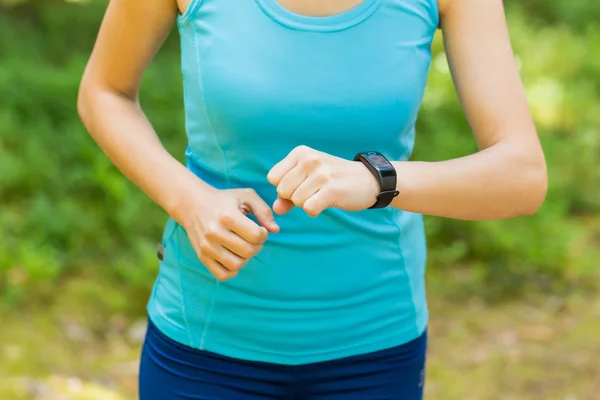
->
[391,208,420,333]
[191,21,228,350]
[198,280,220,349]
[428,0,441,29]
[177,0,204,26]
[174,218,221,349]
[173,223,195,346]
[255,0,381,33]
[175,29,197,347]
[191,23,231,179]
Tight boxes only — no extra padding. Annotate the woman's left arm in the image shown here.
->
[268,0,547,221]
[389,0,547,220]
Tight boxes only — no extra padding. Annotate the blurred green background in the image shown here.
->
[0,0,599,399]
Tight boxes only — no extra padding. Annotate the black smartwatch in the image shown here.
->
[353,151,400,209]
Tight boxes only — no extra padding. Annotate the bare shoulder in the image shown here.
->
[437,0,506,22]
[177,0,192,15]
[81,0,180,97]
[437,0,451,18]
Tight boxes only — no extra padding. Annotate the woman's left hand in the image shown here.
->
[267,146,380,216]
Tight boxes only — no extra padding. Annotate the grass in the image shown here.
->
[2,279,599,400]
[427,293,600,399]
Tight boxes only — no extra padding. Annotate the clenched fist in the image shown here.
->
[267,146,380,217]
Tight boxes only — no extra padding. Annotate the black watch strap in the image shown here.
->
[370,188,400,209]
[353,151,400,209]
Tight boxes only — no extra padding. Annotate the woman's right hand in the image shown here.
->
[173,187,280,281]
[76,0,279,281]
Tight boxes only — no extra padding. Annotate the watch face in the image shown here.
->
[365,152,393,170]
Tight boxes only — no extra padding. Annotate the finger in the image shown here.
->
[302,190,331,217]
[188,233,237,280]
[239,189,280,233]
[215,229,263,259]
[290,173,322,208]
[201,241,247,272]
[267,158,297,187]
[267,145,307,186]
[276,165,308,201]
[202,255,238,281]
[187,223,210,262]
[273,197,295,215]
[203,219,263,258]
[220,211,269,244]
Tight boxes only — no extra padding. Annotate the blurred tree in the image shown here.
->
[0,0,598,312]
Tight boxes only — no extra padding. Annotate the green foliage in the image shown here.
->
[418,6,600,299]
[0,3,182,313]
[510,0,600,29]
[0,1,598,314]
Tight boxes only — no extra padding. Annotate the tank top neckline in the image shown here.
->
[254,0,381,32]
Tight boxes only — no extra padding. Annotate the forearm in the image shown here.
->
[391,141,547,220]
[77,88,215,221]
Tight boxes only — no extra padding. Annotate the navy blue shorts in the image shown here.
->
[139,318,427,399]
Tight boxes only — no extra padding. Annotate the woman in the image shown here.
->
[78,0,547,398]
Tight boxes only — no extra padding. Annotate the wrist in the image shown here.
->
[352,161,380,208]
[353,151,398,209]
[164,173,219,224]
[389,161,408,206]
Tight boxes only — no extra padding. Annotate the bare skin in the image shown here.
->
[78,0,547,281]
[270,0,547,220]
[276,0,366,16]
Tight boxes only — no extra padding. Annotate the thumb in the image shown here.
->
[240,190,280,233]
[273,197,294,215]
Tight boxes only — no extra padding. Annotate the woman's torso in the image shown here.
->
[147,0,438,365]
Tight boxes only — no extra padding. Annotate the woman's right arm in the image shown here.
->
[78,0,279,280]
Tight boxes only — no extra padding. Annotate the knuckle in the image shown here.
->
[294,145,309,154]
[198,240,212,258]
[277,186,290,199]
[238,246,251,259]
[315,173,328,185]
[317,167,331,180]
[214,269,237,281]
[291,193,305,207]
[198,239,211,253]
[214,271,229,281]
[303,155,321,168]
[249,233,261,244]
[243,244,261,258]
[252,230,266,244]
[304,205,318,217]
[242,188,256,197]
[217,213,233,225]
[204,226,220,241]
[252,243,263,255]
[231,259,246,271]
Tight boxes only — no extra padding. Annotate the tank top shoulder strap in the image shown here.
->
[378,0,439,32]
[179,0,439,29]
[178,0,204,25]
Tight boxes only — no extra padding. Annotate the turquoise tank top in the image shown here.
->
[147,0,439,365]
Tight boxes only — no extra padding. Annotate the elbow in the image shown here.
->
[518,173,547,216]
[77,80,92,127]
[77,78,137,127]
[77,77,108,128]
[516,156,548,217]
